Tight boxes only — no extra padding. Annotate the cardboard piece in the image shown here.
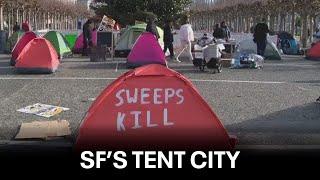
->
[15,120,71,139]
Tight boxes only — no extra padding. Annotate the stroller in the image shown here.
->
[193,37,223,73]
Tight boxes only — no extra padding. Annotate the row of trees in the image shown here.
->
[190,0,320,47]
[94,0,192,26]
[0,0,92,35]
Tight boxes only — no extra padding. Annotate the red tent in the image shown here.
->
[15,38,60,74]
[11,31,37,66]
[127,32,166,68]
[306,41,320,60]
[76,64,236,151]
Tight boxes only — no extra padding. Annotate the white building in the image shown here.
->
[60,0,77,4]
[78,0,93,10]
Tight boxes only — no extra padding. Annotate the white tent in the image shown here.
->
[239,38,282,60]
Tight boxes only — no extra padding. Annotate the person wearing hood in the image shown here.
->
[146,16,160,39]
[176,16,194,63]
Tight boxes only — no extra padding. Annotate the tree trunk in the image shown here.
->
[309,15,314,43]
[16,9,19,24]
[8,11,12,35]
[291,10,295,36]
[0,4,3,31]
[301,13,308,48]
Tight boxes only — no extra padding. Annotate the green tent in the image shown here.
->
[115,23,164,57]
[43,31,72,58]
[5,31,24,53]
[64,34,77,49]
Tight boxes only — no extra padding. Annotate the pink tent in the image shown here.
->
[127,32,166,68]
[73,30,97,54]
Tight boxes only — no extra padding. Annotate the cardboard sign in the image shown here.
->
[76,65,234,150]
[98,15,116,32]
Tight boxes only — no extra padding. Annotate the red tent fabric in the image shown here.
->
[15,38,60,74]
[306,41,320,60]
[76,64,235,151]
[11,31,37,66]
[127,32,166,68]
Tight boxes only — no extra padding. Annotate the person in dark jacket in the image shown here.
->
[82,19,93,56]
[254,19,270,56]
[213,24,224,39]
[163,20,175,59]
[13,22,20,32]
[221,21,231,41]
[146,17,160,39]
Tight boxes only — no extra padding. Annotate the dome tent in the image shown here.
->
[115,23,164,57]
[75,64,236,151]
[239,38,282,60]
[127,32,166,68]
[15,38,60,74]
[43,31,72,58]
[306,41,320,60]
[10,31,37,66]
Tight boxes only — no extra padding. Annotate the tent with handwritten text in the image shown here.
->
[76,64,236,150]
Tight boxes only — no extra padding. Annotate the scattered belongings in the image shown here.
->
[231,53,264,69]
[17,103,69,118]
[82,98,96,103]
[15,120,71,140]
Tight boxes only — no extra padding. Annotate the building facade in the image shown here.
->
[78,0,93,9]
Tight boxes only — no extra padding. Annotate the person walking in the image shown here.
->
[82,19,93,56]
[163,20,175,60]
[176,16,194,63]
[253,19,270,56]
[146,17,160,39]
